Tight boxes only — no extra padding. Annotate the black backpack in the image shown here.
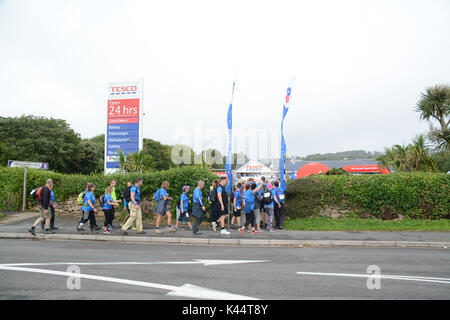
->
[122,186,131,202]
[262,190,273,205]
[208,187,218,203]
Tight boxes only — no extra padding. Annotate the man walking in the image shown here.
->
[121,178,146,235]
[40,183,58,231]
[29,179,54,235]
[273,180,286,230]
[192,181,206,235]
[216,177,231,235]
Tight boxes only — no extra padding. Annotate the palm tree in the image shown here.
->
[416,85,450,130]
[113,149,127,173]
[409,134,437,172]
[415,85,450,151]
[377,135,437,172]
[127,150,156,173]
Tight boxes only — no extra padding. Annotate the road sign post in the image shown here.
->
[8,160,49,211]
[22,167,27,212]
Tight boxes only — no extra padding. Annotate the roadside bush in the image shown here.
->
[285,173,450,220]
[0,166,218,214]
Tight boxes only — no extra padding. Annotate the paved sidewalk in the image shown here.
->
[0,214,449,248]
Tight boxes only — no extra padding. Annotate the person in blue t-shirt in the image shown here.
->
[121,178,146,235]
[175,186,192,231]
[153,181,175,234]
[77,183,98,233]
[240,181,262,235]
[192,181,206,235]
[231,182,243,229]
[102,185,120,234]
[272,180,286,230]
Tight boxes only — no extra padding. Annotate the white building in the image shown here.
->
[235,160,274,182]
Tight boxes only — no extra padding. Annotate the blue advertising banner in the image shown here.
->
[280,77,296,191]
[225,79,236,194]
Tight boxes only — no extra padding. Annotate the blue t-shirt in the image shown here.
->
[82,191,95,212]
[274,187,285,204]
[179,193,189,212]
[193,187,203,206]
[50,190,55,202]
[243,190,255,214]
[103,193,113,210]
[130,185,141,204]
[233,190,242,209]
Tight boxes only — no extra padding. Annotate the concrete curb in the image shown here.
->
[0,232,449,248]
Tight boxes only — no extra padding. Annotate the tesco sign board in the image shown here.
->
[104,80,144,174]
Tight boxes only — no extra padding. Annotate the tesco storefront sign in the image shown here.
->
[105,80,143,174]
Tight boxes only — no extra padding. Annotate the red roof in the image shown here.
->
[342,165,390,174]
[296,162,330,178]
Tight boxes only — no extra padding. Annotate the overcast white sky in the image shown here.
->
[1,0,449,159]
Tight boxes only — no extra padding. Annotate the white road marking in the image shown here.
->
[0,265,259,300]
[297,272,450,285]
[0,259,269,267]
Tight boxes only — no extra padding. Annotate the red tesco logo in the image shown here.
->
[111,86,137,93]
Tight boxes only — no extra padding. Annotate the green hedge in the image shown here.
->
[285,173,450,220]
[0,166,218,213]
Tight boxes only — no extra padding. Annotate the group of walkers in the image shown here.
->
[28,176,286,237]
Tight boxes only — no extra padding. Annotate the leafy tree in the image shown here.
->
[143,139,173,171]
[0,116,83,173]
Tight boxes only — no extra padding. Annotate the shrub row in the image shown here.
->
[285,173,450,220]
[0,166,218,213]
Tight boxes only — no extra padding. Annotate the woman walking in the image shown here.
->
[103,186,120,234]
[77,183,97,234]
[154,181,175,234]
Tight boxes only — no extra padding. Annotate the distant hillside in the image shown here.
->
[299,150,382,161]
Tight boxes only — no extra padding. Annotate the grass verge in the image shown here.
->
[284,216,450,231]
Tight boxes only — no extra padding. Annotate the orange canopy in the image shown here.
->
[296,162,330,178]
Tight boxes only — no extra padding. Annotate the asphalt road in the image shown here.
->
[0,239,449,300]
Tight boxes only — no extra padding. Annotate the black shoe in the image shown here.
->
[95,226,102,231]
[46,230,55,234]
[28,228,36,236]
[51,227,58,230]
[122,230,128,235]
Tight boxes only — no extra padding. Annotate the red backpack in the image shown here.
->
[31,186,44,201]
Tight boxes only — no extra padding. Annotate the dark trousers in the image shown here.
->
[41,204,55,229]
[274,203,285,229]
[210,202,220,223]
[79,210,96,230]
[193,211,205,234]
[244,211,255,228]
[103,209,114,227]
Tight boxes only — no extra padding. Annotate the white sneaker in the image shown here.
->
[220,229,230,235]
[212,221,217,231]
